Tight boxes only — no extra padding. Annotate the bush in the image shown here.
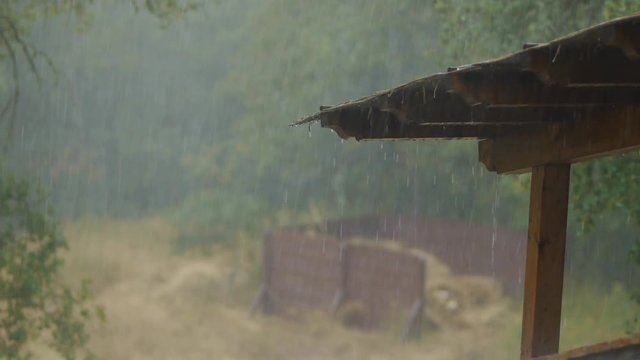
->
[173,189,266,251]
[0,169,100,359]
[628,239,640,334]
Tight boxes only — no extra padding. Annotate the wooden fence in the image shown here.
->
[321,215,526,294]
[260,229,425,332]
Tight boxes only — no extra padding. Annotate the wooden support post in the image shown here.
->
[521,164,571,359]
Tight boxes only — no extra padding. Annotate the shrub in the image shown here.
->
[0,169,101,359]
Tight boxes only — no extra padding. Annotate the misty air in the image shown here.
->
[1,1,640,359]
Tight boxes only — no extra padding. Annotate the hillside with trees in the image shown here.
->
[1,1,640,358]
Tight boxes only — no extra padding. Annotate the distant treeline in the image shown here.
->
[2,0,640,287]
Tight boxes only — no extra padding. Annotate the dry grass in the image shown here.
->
[26,217,638,359]
[27,217,549,359]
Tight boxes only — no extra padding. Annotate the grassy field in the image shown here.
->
[31,218,638,359]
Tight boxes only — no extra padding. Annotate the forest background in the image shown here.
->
[2,0,640,357]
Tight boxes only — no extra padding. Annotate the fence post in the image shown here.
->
[262,231,273,314]
[334,241,350,312]
[402,299,424,341]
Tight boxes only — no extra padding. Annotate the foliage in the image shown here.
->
[174,0,531,247]
[181,0,640,248]
[3,0,640,304]
[0,168,102,359]
[559,282,637,349]
[0,1,93,136]
[174,189,265,251]
[603,0,640,19]
[433,0,605,65]
[132,0,200,28]
[628,240,640,333]
[0,0,637,340]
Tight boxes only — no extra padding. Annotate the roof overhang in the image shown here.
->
[297,14,640,174]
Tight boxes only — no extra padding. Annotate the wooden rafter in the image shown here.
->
[479,106,640,174]
[451,72,640,106]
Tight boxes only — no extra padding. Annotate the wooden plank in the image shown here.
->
[319,99,624,142]
[524,45,640,85]
[250,283,267,316]
[452,71,640,106]
[479,106,640,174]
[401,299,424,341]
[321,110,525,140]
[521,164,571,359]
[533,335,640,360]
[262,232,273,313]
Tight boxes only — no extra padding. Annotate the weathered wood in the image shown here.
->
[318,97,626,141]
[524,45,640,85]
[330,290,344,313]
[452,71,640,106]
[321,109,531,140]
[297,16,640,134]
[401,299,424,341]
[249,283,268,316]
[521,164,571,359]
[479,106,640,174]
[533,335,640,360]
[262,232,273,313]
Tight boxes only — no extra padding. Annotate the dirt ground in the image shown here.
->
[33,218,521,360]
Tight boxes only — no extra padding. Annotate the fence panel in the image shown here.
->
[264,230,426,331]
[264,230,343,313]
[342,243,425,328]
[324,215,526,293]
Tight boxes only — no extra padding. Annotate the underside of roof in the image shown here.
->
[297,14,640,145]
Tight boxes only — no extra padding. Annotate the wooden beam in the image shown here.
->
[533,335,640,360]
[452,71,640,105]
[320,103,618,141]
[611,23,640,60]
[320,110,541,140]
[521,164,571,359]
[525,45,640,85]
[479,106,640,174]
[483,104,620,124]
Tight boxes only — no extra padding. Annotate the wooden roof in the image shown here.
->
[297,14,640,174]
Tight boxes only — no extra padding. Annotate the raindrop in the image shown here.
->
[552,45,562,63]
[491,181,499,277]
